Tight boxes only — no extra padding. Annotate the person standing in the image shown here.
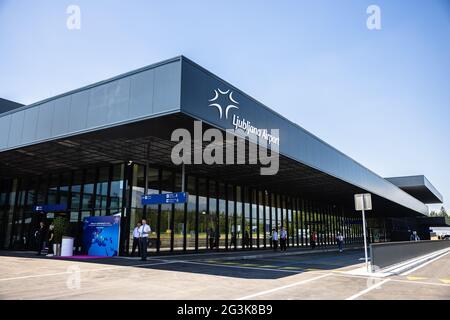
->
[46,224,55,256]
[34,221,46,256]
[271,228,279,251]
[243,230,250,249]
[138,219,151,261]
[410,231,420,242]
[336,232,344,253]
[310,231,317,250]
[209,228,216,250]
[280,227,288,252]
[131,222,141,257]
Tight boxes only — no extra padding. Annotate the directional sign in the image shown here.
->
[33,204,67,212]
[141,192,188,205]
[354,193,372,211]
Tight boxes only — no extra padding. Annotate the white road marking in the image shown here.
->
[401,251,450,276]
[0,260,178,282]
[323,271,450,287]
[236,273,332,300]
[345,279,390,300]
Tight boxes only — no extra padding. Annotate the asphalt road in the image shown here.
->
[0,248,448,300]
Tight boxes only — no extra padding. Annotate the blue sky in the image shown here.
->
[0,0,449,212]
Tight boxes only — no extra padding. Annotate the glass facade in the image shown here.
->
[0,162,368,254]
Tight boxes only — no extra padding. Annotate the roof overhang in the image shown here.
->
[0,98,24,114]
[0,56,431,216]
[385,176,443,204]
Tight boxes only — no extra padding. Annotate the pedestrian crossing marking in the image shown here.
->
[406,276,427,281]
[439,279,450,284]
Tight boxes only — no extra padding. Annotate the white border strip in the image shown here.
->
[237,273,332,300]
[345,279,390,300]
[401,250,450,276]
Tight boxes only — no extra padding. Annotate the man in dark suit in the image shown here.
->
[34,221,46,255]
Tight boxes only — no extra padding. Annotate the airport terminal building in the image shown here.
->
[0,56,444,255]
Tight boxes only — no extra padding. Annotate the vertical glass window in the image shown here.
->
[251,189,257,248]
[131,165,145,209]
[47,174,59,206]
[227,184,235,250]
[12,180,26,249]
[110,165,124,213]
[146,167,159,253]
[288,198,294,246]
[235,186,242,249]
[97,167,110,215]
[71,170,83,211]
[208,180,217,250]
[5,179,18,248]
[218,183,226,249]
[173,173,184,251]
[198,178,208,250]
[243,187,250,249]
[129,165,145,254]
[271,194,277,232]
[186,176,196,251]
[23,177,38,248]
[159,170,173,252]
[59,172,71,209]
[258,190,264,248]
[265,192,271,248]
[82,168,96,212]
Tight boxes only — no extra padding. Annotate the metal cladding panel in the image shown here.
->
[0,58,182,152]
[7,111,25,147]
[21,107,39,144]
[68,90,89,132]
[0,114,11,148]
[179,57,428,214]
[52,95,72,136]
[128,68,155,118]
[36,100,55,140]
[154,62,182,114]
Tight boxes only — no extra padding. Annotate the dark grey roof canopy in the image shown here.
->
[386,175,443,204]
[0,56,434,215]
[0,98,23,114]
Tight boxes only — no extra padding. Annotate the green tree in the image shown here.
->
[53,216,70,244]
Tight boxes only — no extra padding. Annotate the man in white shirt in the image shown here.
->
[271,228,279,251]
[131,222,141,257]
[336,232,344,253]
[138,219,151,261]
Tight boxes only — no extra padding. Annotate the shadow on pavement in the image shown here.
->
[0,248,364,280]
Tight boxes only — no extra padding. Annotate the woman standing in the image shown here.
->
[46,224,55,256]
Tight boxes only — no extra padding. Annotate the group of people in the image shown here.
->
[410,231,421,241]
[34,221,55,256]
[270,227,345,253]
[270,227,289,251]
[131,219,152,261]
